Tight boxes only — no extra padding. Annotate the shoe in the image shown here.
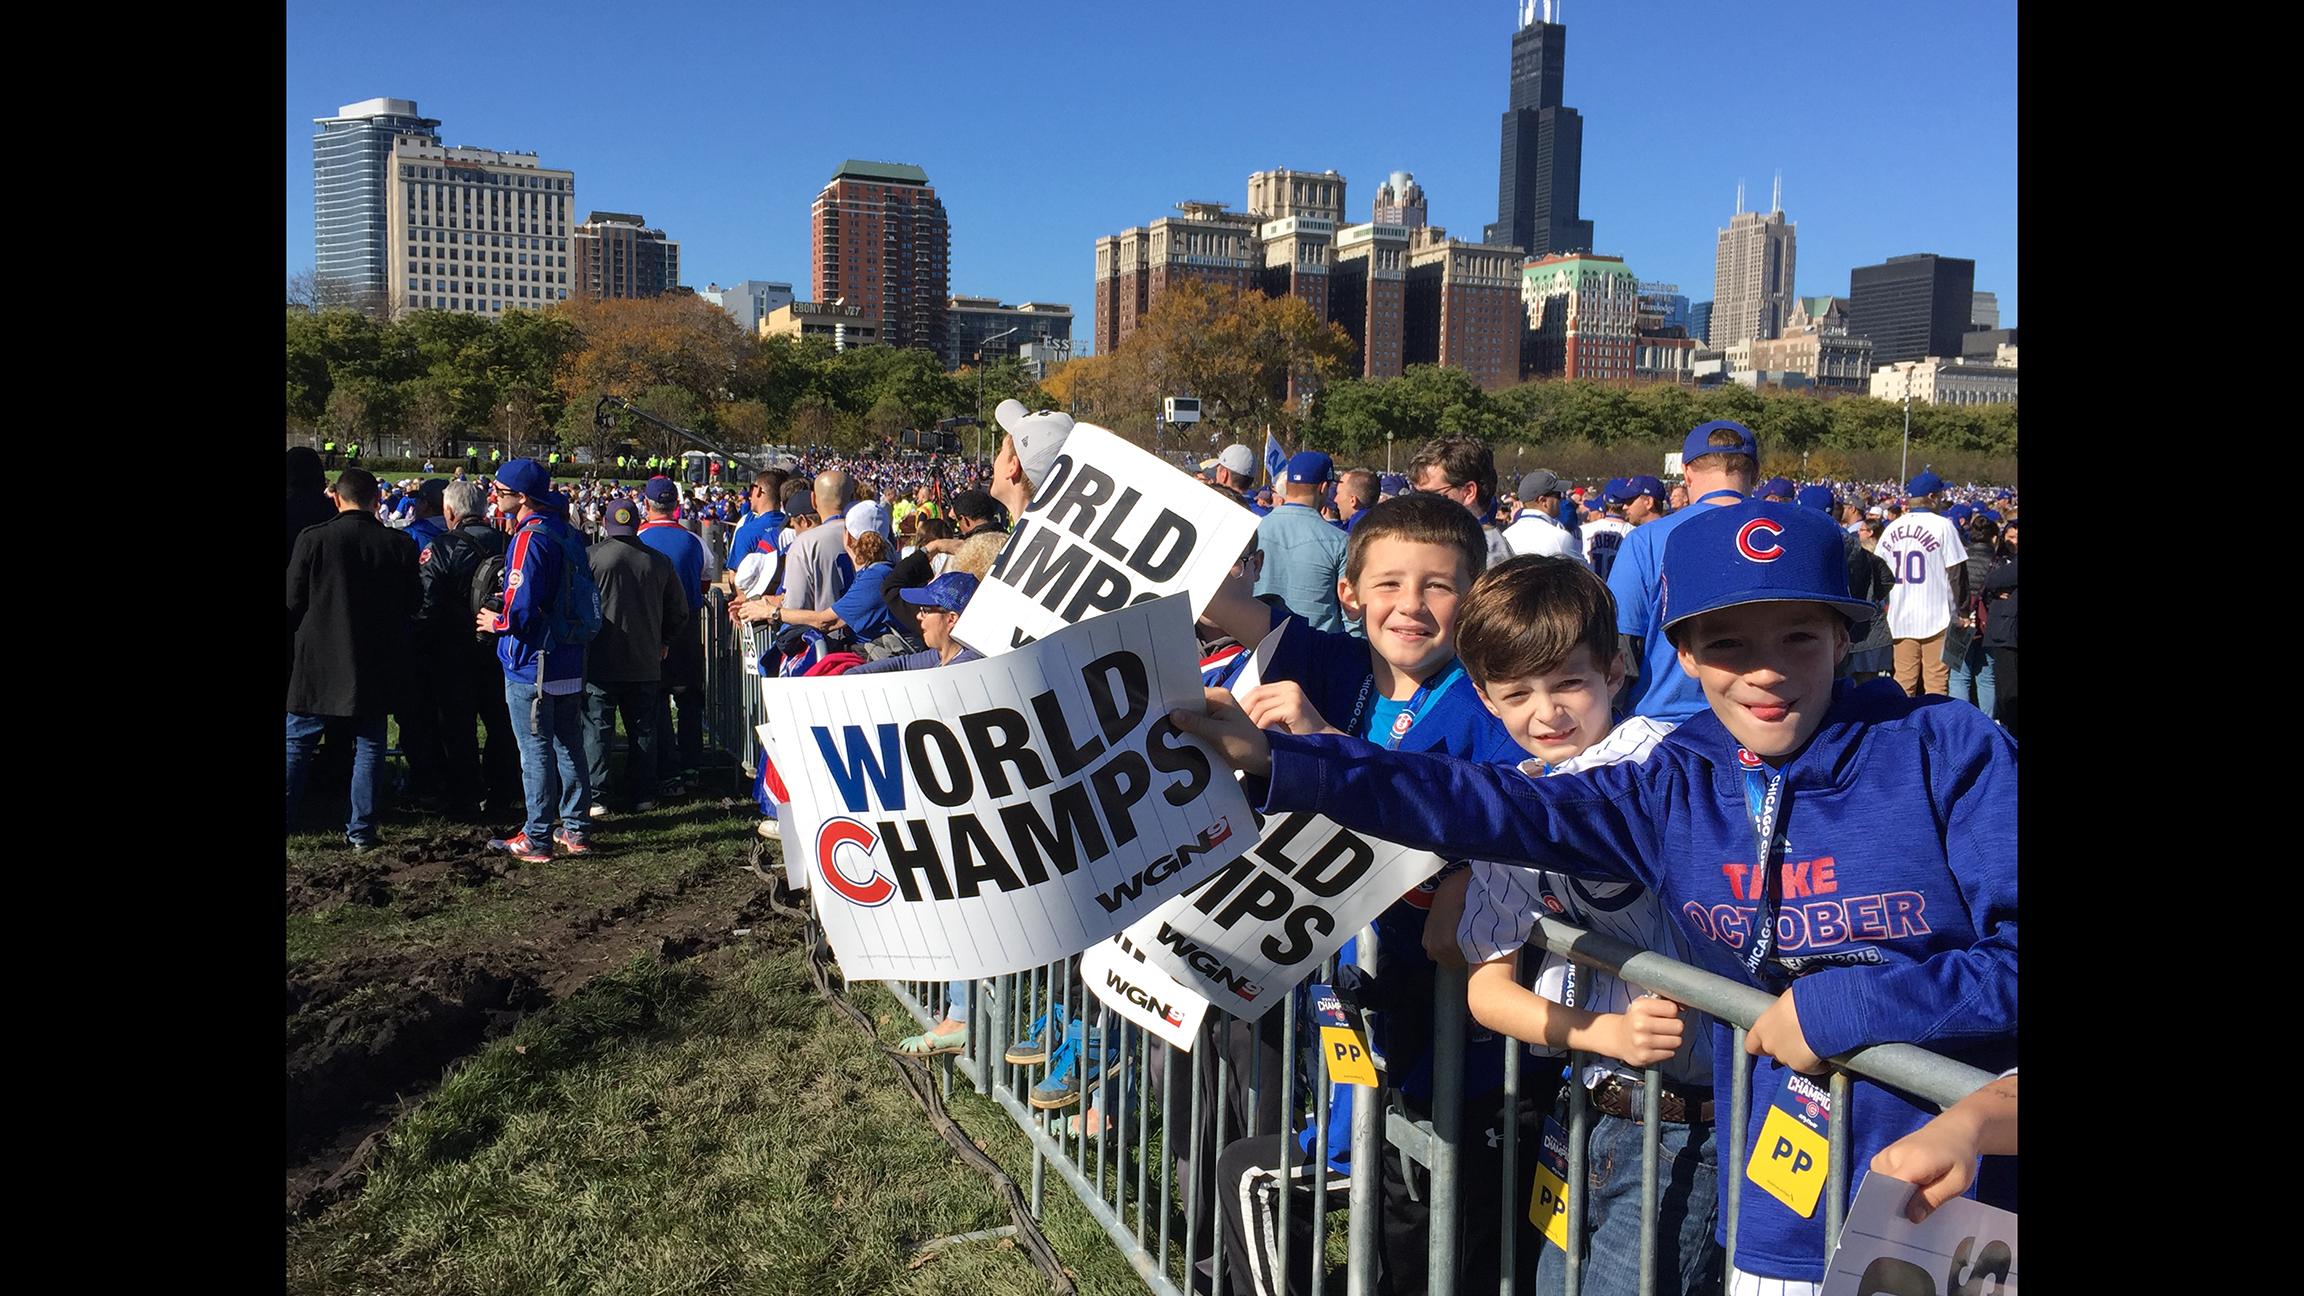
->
[897,1020,971,1057]
[631,800,656,813]
[756,819,778,840]
[552,828,594,855]
[347,837,380,853]
[587,803,610,819]
[1005,1006,1069,1066]
[1030,1023,1117,1111]
[660,780,686,798]
[486,831,553,864]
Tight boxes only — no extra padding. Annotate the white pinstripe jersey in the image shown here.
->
[1456,715,1714,1088]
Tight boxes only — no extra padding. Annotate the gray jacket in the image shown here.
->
[586,536,687,683]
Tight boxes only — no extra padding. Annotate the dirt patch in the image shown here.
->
[286,831,510,918]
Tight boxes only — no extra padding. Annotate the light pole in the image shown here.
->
[1386,430,1395,477]
[975,327,1020,460]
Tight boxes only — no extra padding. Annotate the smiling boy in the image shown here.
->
[1175,499,2017,1293]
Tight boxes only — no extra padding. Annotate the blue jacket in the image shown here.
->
[1259,680,2017,1281]
[491,510,587,689]
[723,509,784,574]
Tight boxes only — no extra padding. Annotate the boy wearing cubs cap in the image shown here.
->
[1176,499,2017,1293]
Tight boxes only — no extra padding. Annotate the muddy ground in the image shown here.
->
[284,822,776,1219]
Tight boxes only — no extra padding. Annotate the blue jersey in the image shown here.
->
[1259,680,2017,1282]
[489,510,587,689]
[636,517,706,612]
[722,509,784,574]
[405,515,446,552]
[1608,490,1742,722]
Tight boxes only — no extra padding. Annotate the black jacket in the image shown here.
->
[1844,533,1896,655]
[1980,556,2017,650]
[416,517,508,654]
[587,536,687,683]
[287,510,421,717]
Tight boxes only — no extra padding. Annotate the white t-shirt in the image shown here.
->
[1502,510,1585,564]
[1457,716,1711,1088]
[1878,509,1967,639]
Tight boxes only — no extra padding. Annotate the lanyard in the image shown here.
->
[1345,660,1467,748]
[1739,755,1788,984]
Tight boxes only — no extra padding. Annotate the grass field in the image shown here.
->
[285,785,1154,1295]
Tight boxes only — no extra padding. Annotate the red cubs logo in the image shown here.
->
[1736,747,1763,769]
[1735,518,1785,563]
[1390,709,1417,741]
[815,817,896,907]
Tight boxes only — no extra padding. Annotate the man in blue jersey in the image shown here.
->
[718,469,790,589]
[1608,421,1759,722]
[476,458,592,864]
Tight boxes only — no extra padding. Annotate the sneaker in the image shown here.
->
[1029,1023,1117,1112]
[552,828,594,855]
[756,819,778,840]
[587,803,610,819]
[1005,1006,1069,1066]
[631,800,656,813]
[486,831,552,864]
[346,837,380,853]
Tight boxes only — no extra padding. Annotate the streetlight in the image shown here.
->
[1898,361,1916,485]
[1386,430,1395,477]
[975,327,1020,460]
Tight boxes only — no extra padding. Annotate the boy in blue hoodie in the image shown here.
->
[1173,499,2017,1293]
[477,458,593,864]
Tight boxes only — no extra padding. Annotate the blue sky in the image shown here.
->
[287,2,2018,342]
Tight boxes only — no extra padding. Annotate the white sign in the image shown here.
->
[762,594,1255,981]
[1081,929,1212,1051]
[1125,809,1448,1020]
[1820,1170,2018,1296]
[955,423,1259,654]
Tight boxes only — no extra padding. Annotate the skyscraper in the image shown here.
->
[1710,184,1797,349]
[811,160,951,357]
[1846,253,1977,367]
[571,212,681,302]
[1483,1,1594,258]
[313,97,442,303]
[1373,172,1429,229]
[385,135,575,319]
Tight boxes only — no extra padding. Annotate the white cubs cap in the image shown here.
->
[995,399,1076,487]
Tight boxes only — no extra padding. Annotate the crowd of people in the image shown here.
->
[287,401,2018,1296]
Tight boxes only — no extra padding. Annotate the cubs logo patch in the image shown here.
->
[417,545,433,565]
[1391,709,1416,740]
[1736,747,1763,769]
[1735,518,1785,562]
[505,568,525,591]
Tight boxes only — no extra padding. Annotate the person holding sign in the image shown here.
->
[1869,1071,2016,1223]
[1173,499,2016,1295]
[1448,556,1720,1296]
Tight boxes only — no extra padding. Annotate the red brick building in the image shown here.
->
[811,160,949,358]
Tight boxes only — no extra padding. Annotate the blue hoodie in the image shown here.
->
[1258,679,2016,1282]
[490,507,587,690]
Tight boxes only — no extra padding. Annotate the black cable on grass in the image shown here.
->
[800,925,1078,1295]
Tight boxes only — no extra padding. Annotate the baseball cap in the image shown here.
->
[1795,485,1836,515]
[1946,503,1976,528]
[1761,476,1795,499]
[1660,500,1878,632]
[1197,457,1221,478]
[1866,505,1887,519]
[1680,420,1760,465]
[897,571,981,614]
[949,488,999,522]
[1379,473,1409,497]
[1286,451,1335,484]
[1626,475,1665,502]
[602,499,642,535]
[1994,489,2013,501]
[847,499,890,537]
[1218,444,1257,478]
[493,457,556,500]
[786,489,817,518]
[642,475,680,507]
[1517,469,1565,500]
[1905,470,1945,497]
[1981,507,2002,524]
[1602,476,1634,505]
[994,399,1075,487]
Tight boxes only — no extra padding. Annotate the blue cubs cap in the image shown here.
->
[1681,420,1759,465]
[1286,451,1335,484]
[1603,476,1634,505]
[1995,489,2013,501]
[642,475,680,506]
[1981,508,2002,524]
[1905,469,1945,497]
[1659,500,1877,633]
[1762,476,1795,499]
[493,457,553,499]
[1946,503,1976,528]
[1795,484,1836,515]
[1627,474,1665,502]
[602,499,642,535]
[1379,473,1409,497]
[898,571,980,614]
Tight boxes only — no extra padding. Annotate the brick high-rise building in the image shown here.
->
[1331,222,1411,379]
[1405,229,1526,390]
[811,160,950,357]
[1093,202,1262,354]
[571,212,680,301]
[1484,1,1594,258]
[384,134,575,318]
[1711,185,1797,349]
[1522,252,1640,381]
[1372,172,1429,229]
[313,97,442,304]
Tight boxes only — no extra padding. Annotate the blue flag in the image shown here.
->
[1263,431,1287,487]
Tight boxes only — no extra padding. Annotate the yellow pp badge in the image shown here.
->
[1745,1069,1833,1218]
[1528,1115,1572,1251]
[1309,984,1380,1088]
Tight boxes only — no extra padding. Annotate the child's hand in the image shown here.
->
[1869,1115,1980,1222]
[1241,681,1340,736]
[1744,988,1825,1074]
[1168,688,1273,778]
[1605,994,1687,1068]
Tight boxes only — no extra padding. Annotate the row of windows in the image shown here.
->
[400,165,568,190]
[409,245,568,269]
[415,285,570,310]
[409,230,568,253]
[411,265,567,285]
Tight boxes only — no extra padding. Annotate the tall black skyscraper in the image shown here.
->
[1847,254,1977,367]
[1484,1,1594,257]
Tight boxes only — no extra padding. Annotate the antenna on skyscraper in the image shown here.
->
[1772,170,1783,214]
[1736,180,1745,215]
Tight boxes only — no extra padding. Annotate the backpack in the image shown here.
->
[522,519,602,652]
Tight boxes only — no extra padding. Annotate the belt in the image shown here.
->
[1589,1075,1713,1125]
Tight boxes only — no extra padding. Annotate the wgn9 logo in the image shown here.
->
[816,817,896,907]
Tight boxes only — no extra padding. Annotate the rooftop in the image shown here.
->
[831,160,930,185]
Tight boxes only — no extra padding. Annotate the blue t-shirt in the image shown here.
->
[831,562,895,640]
[404,516,446,551]
[1608,490,1743,723]
[637,519,707,613]
[723,509,784,573]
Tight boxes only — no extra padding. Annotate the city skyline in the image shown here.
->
[286,3,2019,346]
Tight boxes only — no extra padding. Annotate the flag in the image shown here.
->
[1263,430,1287,487]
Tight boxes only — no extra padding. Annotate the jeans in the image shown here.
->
[582,680,659,809]
[1946,637,1996,718]
[1533,1106,1722,1296]
[504,678,590,843]
[657,618,705,783]
[285,711,387,845]
[946,980,971,1024]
